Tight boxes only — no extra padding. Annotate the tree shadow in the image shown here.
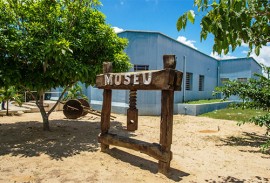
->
[205,175,269,183]
[0,119,130,160]
[218,132,270,154]
[106,147,190,182]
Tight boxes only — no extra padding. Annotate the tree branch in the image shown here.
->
[47,82,75,115]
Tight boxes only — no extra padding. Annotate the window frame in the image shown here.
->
[186,72,193,91]
[134,64,149,72]
[199,75,204,91]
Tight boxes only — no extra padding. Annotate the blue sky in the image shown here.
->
[100,0,270,66]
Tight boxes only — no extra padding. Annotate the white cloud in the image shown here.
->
[112,26,124,33]
[176,36,197,49]
[249,45,270,66]
[241,50,249,54]
[241,42,249,47]
[210,52,238,60]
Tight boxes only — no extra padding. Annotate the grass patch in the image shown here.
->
[200,108,268,122]
[185,99,226,104]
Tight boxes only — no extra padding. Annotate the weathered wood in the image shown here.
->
[96,69,182,91]
[100,62,113,152]
[127,90,138,131]
[159,89,174,174]
[157,55,176,174]
[127,108,138,131]
[83,108,116,120]
[100,89,112,152]
[63,99,84,119]
[163,55,176,69]
[62,99,115,119]
[174,71,183,91]
[78,98,90,116]
[98,133,172,162]
[100,90,112,133]
[97,56,182,175]
[103,62,113,74]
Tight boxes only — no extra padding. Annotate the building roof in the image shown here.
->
[220,57,262,68]
[118,30,217,61]
[118,30,261,68]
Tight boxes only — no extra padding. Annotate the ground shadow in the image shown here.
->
[205,175,269,183]
[218,132,270,154]
[107,147,190,182]
[0,119,132,160]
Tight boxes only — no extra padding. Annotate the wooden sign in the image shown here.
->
[97,55,183,175]
[96,70,182,91]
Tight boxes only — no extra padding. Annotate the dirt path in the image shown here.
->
[0,112,269,182]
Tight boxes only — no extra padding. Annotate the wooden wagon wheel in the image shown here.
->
[63,99,84,119]
[77,98,90,116]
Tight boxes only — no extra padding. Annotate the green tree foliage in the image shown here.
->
[0,0,131,130]
[215,67,270,152]
[0,86,22,116]
[177,0,270,55]
[63,83,88,101]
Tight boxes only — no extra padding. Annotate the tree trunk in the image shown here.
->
[41,112,50,131]
[6,100,9,116]
[36,91,50,131]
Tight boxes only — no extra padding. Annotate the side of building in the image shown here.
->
[51,30,262,115]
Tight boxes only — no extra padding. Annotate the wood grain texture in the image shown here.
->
[96,69,182,91]
[98,133,172,162]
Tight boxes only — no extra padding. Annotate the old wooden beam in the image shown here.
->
[98,133,172,162]
[100,62,113,152]
[96,69,182,91]
[127,90,138,131]
[158,55,176,174]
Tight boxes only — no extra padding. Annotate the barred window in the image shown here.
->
[237,78,247,83]
[134,65,149,71]
[186,72,193,91]
[220,78,229,85]
[199,75,204,91]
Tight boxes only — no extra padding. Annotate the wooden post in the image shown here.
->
[158,55,176,174]
[163,55,176,69]
[95,56,182,175]
[127,90,138,131]
[100,62,112,152]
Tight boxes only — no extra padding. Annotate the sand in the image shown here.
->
[0,111,269,183]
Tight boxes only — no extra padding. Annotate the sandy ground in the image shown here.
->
[0,111,269,183]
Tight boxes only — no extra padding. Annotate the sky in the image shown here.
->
[99,0,270,67]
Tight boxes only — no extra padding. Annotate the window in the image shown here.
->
[199,75,204,91]
[237,78,247,83]
[134,65,149,71]
[186,72,193,91]
[220,78,229,86]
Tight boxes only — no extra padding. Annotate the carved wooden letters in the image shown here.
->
[97,55,183,175]
[104,72,152,86]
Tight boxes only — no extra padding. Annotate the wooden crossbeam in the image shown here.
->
[97,55,183,175]
[98,133,172,162]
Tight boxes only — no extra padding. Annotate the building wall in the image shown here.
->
[218,58,262,100]
[250,58,263,79]
[155,33,218,102]
[119,31,161,114]
[219,58,252,80]
[90,31,221,115]
[86,30,262,115]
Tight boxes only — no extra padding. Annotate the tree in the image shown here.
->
[0,86,22,116]
[0,0,131,130]
[177,0,270,55]
[177,0,270,152]
[63,83,88,101]
[215,67,270,152]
